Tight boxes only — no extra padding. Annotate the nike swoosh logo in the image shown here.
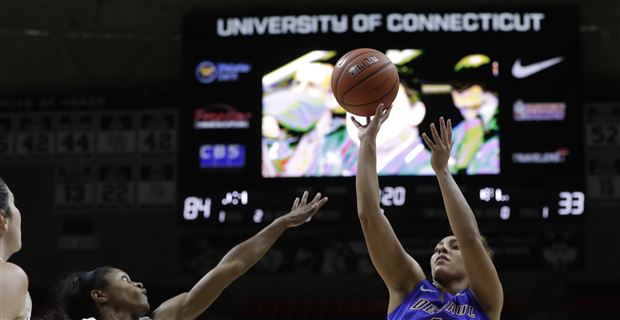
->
[511,56,564,79]
[336,55,348,68]
[420,285,436,293]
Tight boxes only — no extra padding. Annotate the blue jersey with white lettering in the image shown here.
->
[387,279,490,320]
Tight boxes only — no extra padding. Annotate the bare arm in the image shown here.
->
[153,192,328,320]
[0,262,28,320]
[353,105,425,310]
[422,118,503,318]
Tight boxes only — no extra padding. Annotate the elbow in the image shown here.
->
[357,209,372,222]
[218,260,247,277]
[357,210,367,221]
[357,208,382,225]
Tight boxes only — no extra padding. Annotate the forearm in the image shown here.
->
[435,168,480,241]
[167,204,316,320]
[219,218,288,273]
[356,139,381,217]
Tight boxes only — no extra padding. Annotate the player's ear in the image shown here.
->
[91,289,108,303]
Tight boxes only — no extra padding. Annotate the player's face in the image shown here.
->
[101,269,150,317]
[3,189,22,255]
[430,236,467,283]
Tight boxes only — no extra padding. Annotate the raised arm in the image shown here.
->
[421,117,503,318]
[353,104,425,311]
[153,192,328,320]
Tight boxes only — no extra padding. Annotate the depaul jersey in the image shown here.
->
[387,280,490,320]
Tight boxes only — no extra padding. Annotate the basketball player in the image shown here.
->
[0,178,32,320]
[352,104,503,319]
[52,191,327,320]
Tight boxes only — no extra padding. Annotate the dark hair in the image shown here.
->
[0,178,11,217]
[53,266,114,320]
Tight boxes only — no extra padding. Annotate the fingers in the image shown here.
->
[316,196,328,208]
[304,196,328,218]
[310,192,322,204]
[421,131,434,148]
[447,118,453,144]
[306,203,320,219]
[439,117,449,146]
[350,116,362,128]
[373,103,385,118]
[292,197,300,211]
[423,117,453,150]
[430,122,442,146]
[379,104,392,125]
[303,194,328,213]
[299,190,309,207]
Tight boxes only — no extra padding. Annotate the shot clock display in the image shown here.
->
[181,8,586,269]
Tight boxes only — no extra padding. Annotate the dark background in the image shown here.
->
[0,1,619,319]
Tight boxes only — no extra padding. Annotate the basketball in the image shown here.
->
[331,48,400,117]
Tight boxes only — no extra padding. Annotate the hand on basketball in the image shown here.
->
[278,191,328,228]
[351,103,392,141]
[421,117,453,172]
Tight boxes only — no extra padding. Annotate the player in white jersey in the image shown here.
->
[0,178,31,320]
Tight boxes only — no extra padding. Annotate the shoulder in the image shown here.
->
[0,261,28,287]
[0,262,29,318]
[462,288,496,320]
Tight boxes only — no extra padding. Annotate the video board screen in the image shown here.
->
[181,8,585,269]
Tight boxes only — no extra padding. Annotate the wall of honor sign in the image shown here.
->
[0,96,177,216]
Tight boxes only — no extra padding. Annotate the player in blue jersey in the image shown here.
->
[48,191,327,320]
[352,104,503,320]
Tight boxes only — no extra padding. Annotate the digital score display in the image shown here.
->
[181,8,585,269]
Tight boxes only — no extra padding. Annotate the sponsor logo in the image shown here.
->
[199,144,246,168]
[194,104,252,129]
[511,56,563,79]
[348,56,380,76]
[335,55,348,68]
[512,148,570,164]
[419,285,436,293]
[195,60,252,84]
[513,100,566,121]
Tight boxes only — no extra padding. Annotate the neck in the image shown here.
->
[0,241,13,261]
[98,307,139,320]
[432,277,469,296]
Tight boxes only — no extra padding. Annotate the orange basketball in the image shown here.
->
[331,48,399,117]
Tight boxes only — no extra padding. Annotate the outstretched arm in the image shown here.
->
[421,117,503,318]
[353,104,425,312]
[153,192,328,320]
